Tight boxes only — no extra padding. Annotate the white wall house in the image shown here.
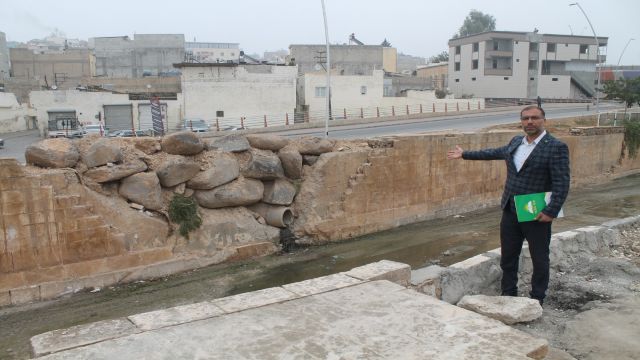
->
[0,93,31,133]
[302,70,385,115]
[185,42,240,63]
[30,90,183,136]
[176,63,297,127]
[448,31,607,99]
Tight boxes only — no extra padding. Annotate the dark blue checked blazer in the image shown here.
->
[462,133,570,218]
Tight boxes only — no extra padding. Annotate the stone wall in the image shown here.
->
[292,129,640,243]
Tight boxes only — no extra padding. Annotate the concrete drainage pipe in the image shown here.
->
[249,203,294,228]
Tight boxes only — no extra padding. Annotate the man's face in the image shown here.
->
[520,108,545,138]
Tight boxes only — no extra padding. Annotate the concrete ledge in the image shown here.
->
[440,253,502,304]
[343,259,411,286]
[282,273,362,297]
[213,286,297,313]
[128,301,226,331]
[30,318,140,357]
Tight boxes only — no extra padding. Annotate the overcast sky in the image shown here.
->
[2,0,639,65]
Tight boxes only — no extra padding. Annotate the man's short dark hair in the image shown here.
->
[521,105,545,118]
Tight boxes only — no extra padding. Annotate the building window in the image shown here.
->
[455,79,460,82]
[530,77,535,80]
[516,59,520,62]
[579,45,588,54]
[455,62,460,71]
[504,77,509,80]
[471,77,476,81]
[529,60,537,70]
[315,86,327,97]
[472,59,478,69]
[455,45,461,55]
[530,43,539,52]
[230,52,235,57]
[220,52,225,56]
[492,59,498,69]
[493,41,499,51]
[547,43,556,52]
[472,42,479,52]
[216,111,224,117]
[552,78,559,81]
[360,86,367,95]
[198,73,205,78]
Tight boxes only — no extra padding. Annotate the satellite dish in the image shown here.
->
[51,85,58,90]
[314,63,322,71]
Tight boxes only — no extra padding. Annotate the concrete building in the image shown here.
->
[448,31,607,99]
[93,34,185,78]
[289,44,397,75]
[174,62,297,127]
[185,42,240,63]
[416,63,448,90]
[0,31,10,80]
[9,47,91,89]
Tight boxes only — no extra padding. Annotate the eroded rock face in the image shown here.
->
[303,155,320,166]
[246,134,289,151]
[25,138,80,168]
[278,146,303,179]
[242,149,284,180]
[156,157,201,187]
[133,137,161,155]
[84,159,148,183]
[187,154,240,190]
[161,131,204,156]
[457,295,543,325]
[262,178,296,205]
[82,139,124,168]
[194,177,264,209]
[119,172,163,210]
[297,138,334,155]
[205,134,251,153]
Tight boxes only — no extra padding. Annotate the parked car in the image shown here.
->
[182,118,210,132]
[108,129,150,137]
[0,138,4,148]
[83,124,109,136]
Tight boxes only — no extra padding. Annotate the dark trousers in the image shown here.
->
[500,208,551,301]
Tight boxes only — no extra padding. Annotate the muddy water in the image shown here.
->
[1,173,639,359]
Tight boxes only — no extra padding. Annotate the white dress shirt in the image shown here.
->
[513,130,546,172]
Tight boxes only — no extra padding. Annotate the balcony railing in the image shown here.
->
[484,68,513,76]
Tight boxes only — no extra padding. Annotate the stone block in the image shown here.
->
[230,242,278,261]
[457,295,543,325]
[64,258,109,278]
[11,247,38,272]
[10,285,40,305]
[282,273,362,297]
[39,279,84,300]
[574,226,606,254]
[602,228,622,247]
[440,254,501,304]
[213,286,297,313]
[0,291,10,306]
[30,318,140,357]
[24,264,65,284]
[602,215,640,230]
[136,248,173,266]
[344,260,411,286]
[55,195,81,208]
[410,265,443,298]
[61,228,109,263]
[129,301,226,331]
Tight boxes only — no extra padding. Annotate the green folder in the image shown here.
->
[513,192,548,222]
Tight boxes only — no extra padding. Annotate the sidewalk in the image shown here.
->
[31,261,547,360]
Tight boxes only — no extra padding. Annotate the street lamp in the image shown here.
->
[321,0,331,138]
[617,38,635,66]
[570,2,601,125]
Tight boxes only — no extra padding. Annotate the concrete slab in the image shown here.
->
[212,286,297,313]
[35,281,547,360]
[344,259,411,285]
[128,301,226,331]
[281,272,362,297]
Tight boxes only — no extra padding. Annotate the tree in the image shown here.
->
[428,51,449,64]
[454,10,496,38]
[603,78,640,112]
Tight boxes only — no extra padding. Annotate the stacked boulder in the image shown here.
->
[24,132,335,232]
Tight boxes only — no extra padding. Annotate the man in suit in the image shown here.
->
[447,105,570,305]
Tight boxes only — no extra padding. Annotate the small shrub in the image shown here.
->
[168,194,202,238]
[435,89,447,99]
[623,118,640,158]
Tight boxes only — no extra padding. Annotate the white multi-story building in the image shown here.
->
[185,42,240,63]
[448,31,607,99]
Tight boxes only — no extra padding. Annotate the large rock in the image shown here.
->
[172,207,279,256]
[297,137,334,155]
[262,178,296,205]
[246,134,289,151]
[303,155,320,166]
[161,131,204,156]
[205,134,250,153]
[242,150,284,180]
[82,139,124,168]
[133,137,161,155]
[278,146,302,179]
[187,154,239,190]
[156,157,201,187]
[83,159,148,183]
[119,172,163,210]
[194,177,264,209]
[457,295,543,325]
[25,138,80,168]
